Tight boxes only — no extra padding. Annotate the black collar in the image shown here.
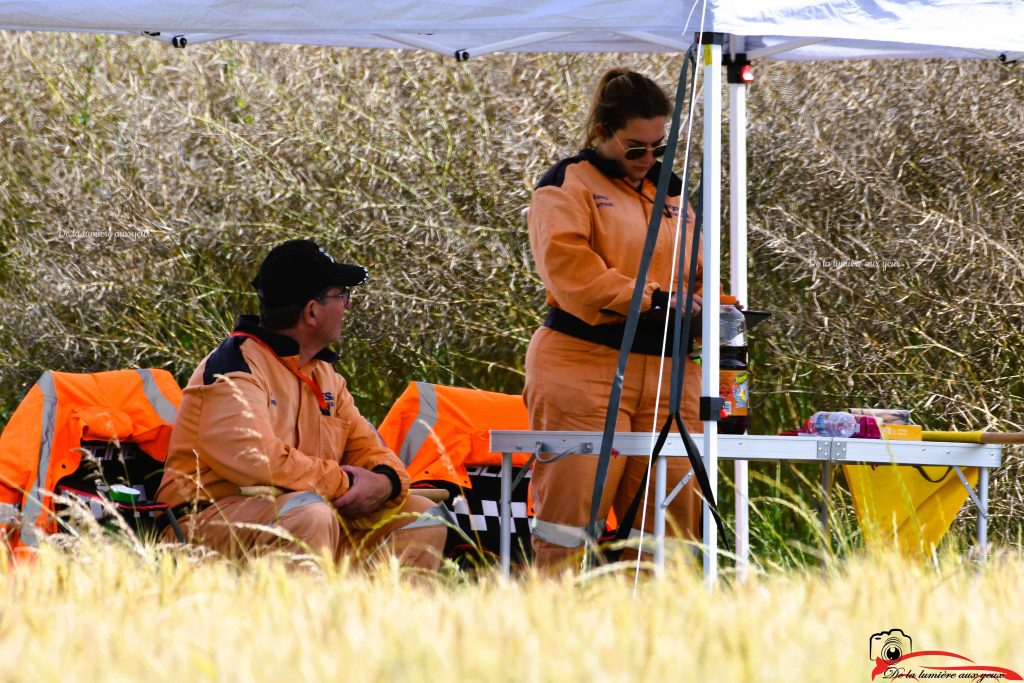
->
[581,148,683,197]
[581,147,628,179]
[234,315,341,363]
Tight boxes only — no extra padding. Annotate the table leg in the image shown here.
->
[820,462,833,563]
[978,466,989,564]
[500,452,512,578]
[654,456,666,576]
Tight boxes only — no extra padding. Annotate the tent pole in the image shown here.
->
[728,61,750,583]
[702,39,722,587]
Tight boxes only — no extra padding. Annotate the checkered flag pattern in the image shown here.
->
[419,465,533,565]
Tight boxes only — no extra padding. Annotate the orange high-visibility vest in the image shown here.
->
[0,369,182,549]
[377,382,532,489]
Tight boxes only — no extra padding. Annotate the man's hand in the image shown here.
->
[332,465,393,518]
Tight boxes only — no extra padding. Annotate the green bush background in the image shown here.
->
[1,34,1021,563]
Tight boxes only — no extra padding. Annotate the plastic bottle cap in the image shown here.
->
[721,295,737,305]
[108,484,141,503]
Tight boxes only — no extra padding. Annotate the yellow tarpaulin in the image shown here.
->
[844,462,976,555]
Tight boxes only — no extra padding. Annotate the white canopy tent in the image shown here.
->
[1,1,1022,60]
[3,0,1022,579]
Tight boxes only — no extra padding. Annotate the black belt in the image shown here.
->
[544,307,692,356]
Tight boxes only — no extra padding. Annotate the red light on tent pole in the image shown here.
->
[726,55,754,84]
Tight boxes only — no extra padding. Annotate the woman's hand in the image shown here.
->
[669,291,702,315]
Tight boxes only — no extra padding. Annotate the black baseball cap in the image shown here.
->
[252,239,368,307]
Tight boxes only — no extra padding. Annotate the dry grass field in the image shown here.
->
[2,539,1022,682]
[1,35,1020,560]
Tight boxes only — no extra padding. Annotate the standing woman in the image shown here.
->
[525,68,704,572]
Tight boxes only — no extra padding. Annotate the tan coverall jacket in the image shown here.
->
[524,150,703,569]
[157,316,444,566]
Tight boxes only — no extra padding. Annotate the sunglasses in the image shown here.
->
[613,133,667,160]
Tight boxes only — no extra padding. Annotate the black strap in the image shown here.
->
[609,184,730,557]
[544,308,692,356]
[914,465,953,483]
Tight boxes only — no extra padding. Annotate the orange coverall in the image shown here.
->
[525,150,703,570]
[157,316,446,568]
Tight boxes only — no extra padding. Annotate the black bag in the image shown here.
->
[54,440,168,538]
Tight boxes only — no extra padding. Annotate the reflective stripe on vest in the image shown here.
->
[398,504,454,530]
[20,372,59,548]
[397,382,439,466]
[531,517,606,549]
[134,369,178,424]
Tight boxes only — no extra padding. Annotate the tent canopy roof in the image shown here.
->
[1,1,1022,61]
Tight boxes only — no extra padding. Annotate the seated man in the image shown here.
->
[157,239,447,568]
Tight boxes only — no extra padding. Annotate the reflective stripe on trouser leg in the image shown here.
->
[275,491,325,519]
[367,496,447,570]
[627,528,700,560]
[524,328,633,563]
[532,518,606,549]
[397,504,454,530]
[180,494,339,559]
[626,528,659,555]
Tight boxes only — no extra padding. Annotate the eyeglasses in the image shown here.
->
[318,289,351,305]
[613,133,667,160]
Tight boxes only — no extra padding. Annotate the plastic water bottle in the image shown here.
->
[805,411,858,437]
[720,296,747,348]
[719,296,749,435]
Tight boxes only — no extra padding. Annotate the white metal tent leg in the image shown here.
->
[702,41,723,586]
[729,77,750,582]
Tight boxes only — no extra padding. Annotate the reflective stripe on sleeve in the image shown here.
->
[20,372,59,547]
[134,368,178,424]
[396,382,439,466]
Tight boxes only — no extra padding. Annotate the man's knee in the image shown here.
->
[387,495,450,569]
[277,493,340,555]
